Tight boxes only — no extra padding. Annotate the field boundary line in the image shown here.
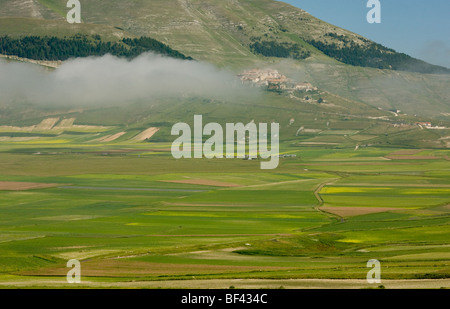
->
[312,178,344,223]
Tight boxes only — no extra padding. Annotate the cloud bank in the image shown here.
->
[0,53,251,107]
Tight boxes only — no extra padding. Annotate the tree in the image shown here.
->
[0,35,192,61]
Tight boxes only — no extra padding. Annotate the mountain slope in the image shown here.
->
[0,0,449,118]
[2,0,447,73]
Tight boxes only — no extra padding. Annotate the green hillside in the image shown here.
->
[0,35,192,60]
[1,0,448,73]
[0,0,449,120]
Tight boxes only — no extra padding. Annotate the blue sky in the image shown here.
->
[283,0,450,68]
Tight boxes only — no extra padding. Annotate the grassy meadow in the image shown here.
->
[0,127,448,289]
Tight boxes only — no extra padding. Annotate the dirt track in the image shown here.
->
[1,278,448,289]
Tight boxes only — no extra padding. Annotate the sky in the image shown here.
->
[284,0,450,68]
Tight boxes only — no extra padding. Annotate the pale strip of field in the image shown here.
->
[52,246,92,250]
[71,125,112,131]
[299,142,340,145]
[0,137,40,142]
[132,127,160,141]
[0,54,62,68]
[389,149,424,155]
[0,117,111,133]
[164,202,259,207]
[53,118,75,129]
[369,244,450,252]
[59,186,204,192]
[0,181,60,191]
[312,157,391,162]
[0,124,38,132]
[332,183,450,188]
[163,179,240,187]
[35,118,59,130]
[95,132,126,143]
[385,252,450,261]
[0,235,46,244]
[34,215,99,221]
[303,129,323,133]
[385,155,440,160]
[1,117,57,131]
[54,250,123,261]
[1,278,448,289]
[239,179,314,189]
[54,117,113,132]
[320,206,398,217]
[301,162,411,166]
[142,234,292,237]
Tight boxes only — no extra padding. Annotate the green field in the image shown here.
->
[0,132,448,289]
[0,0,449,290]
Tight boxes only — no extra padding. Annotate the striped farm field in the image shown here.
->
[0,141,448,288]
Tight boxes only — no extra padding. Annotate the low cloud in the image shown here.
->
[0,53,253,107]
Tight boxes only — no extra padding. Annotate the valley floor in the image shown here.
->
[0,139,448,289]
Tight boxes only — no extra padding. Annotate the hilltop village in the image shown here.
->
[238,69,317,92]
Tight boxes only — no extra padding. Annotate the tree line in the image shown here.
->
[306,38,450,74]
[250,40,311,60]
[0,35,192,61]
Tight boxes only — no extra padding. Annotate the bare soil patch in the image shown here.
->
[54,118,75,129]
[35,118,59,130]
[97,132,126,142]
[132,127,160,141]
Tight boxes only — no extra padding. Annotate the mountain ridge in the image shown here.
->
[1,0,448,73]
[0,0,449,120]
